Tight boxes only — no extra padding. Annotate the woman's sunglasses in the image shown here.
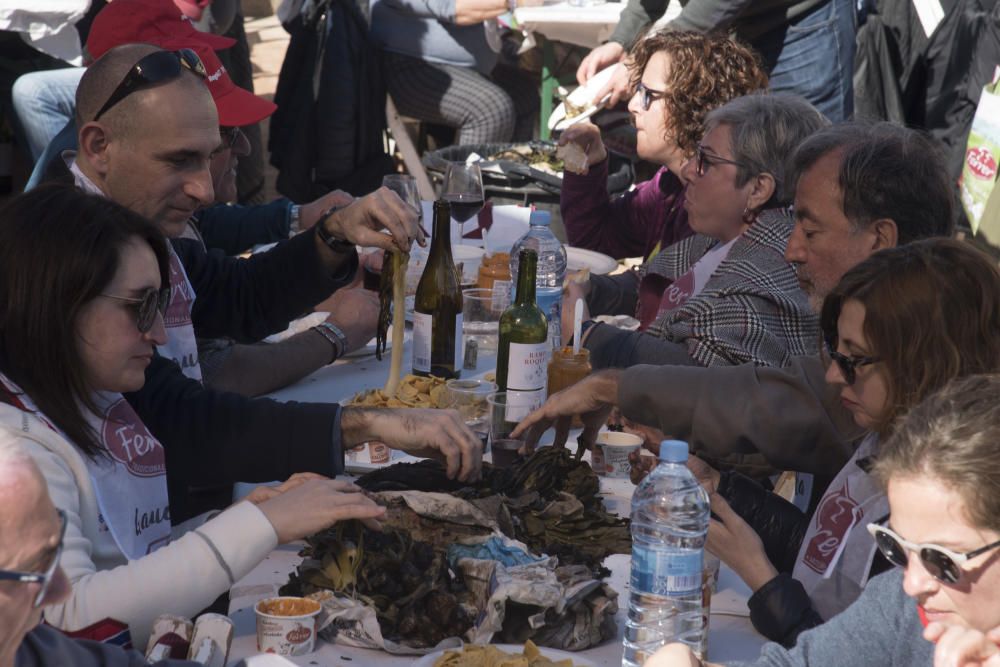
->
[0,509,66,607]
[101,287,171,333]
[824,339,880,385]
[867,522,1000,585]
[93,49,207,122]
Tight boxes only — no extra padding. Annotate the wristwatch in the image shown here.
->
[312,322,349,363]
[288,204,302,235]
[315,205,354,253]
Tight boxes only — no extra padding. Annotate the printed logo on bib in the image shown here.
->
[657,271,694,316]
[101,399,166,478]
[802,482,861,574]
[164,253,195,328]
[966,147,998,181]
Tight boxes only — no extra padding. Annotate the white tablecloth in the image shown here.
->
[227,338,766,664]
[512,0,681,50]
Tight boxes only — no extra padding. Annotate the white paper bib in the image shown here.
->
[159,247,203,380]
[791,433,887,619]
[0,375,172,560]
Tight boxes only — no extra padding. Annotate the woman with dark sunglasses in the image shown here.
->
[0,186,386,646]
[564,92,826,370]
[648,373,1000,667]
[559,30,768,262]
[664,239,1000,651]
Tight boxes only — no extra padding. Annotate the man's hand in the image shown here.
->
[557,122,608,172]
[707,492,778,592]
[321,187,426,254]
[688,454,721,495]
[927,623,1000,667]
[321,289,380,355]
[299,190,356,230]
[645,643,708,667]
[342,407,483,482]
[591,61,632,108]
[577,42,625,86]
[561,280,591,343]
[510,369,621,454]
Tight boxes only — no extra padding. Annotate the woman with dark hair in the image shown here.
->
[650,373,1000,666]
[0,185,386,645]
[565,92,825,369]
[559,30,769,261]
[674,239,1000,648]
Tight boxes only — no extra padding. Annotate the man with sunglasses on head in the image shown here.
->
[512,121,955,481]
[61,43,480,525]
[0,441,198,667]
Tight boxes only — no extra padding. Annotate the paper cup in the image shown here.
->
[596,431,642,478]
[255,596,321,656]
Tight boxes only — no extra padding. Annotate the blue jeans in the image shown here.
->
[754,0,856,122]
[11,66,83,161]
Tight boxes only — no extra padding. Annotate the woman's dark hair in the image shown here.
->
[0,184,169,458]
[820,239,1000,436]
[627,30,768,158]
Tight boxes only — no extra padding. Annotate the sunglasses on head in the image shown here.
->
[101,287,171,333]
[0,509,67,607]
[824,338,880,385]
[695,145,749,178]
[93,49,207,122]
[867,522,1000,585]
[635,81,666,111]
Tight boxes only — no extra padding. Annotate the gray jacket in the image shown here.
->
[727,570,934,667]
[617,355,861,478]
[610,0,829,49]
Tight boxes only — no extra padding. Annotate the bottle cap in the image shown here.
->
[529,209,551,226]
[659,440,689,463]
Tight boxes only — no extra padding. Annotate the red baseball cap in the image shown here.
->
[161,39,277,127]
[87,0,235,61]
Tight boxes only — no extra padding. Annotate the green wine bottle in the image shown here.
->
[495,248,549,424]
[412,199,464,379]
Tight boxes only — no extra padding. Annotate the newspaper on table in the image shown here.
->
[307,490,618,655]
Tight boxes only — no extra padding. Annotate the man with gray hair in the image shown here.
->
[514,121,956,479]
[0,441,197,666]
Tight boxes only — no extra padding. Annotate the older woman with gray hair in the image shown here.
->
[563,93,827,369]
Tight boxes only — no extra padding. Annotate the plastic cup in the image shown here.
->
[445,378,496,448]
[462,288,506,353]
[595,431,642,478]
[491,438,524,468]
[254,596,321,656]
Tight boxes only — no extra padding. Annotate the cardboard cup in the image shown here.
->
[596,431,643,478]
[254,597,321,656]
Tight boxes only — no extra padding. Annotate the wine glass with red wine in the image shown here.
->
[441,162,485,240]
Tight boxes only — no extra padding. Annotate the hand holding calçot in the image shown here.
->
[558,122,607,171]
[255,479,386,544]
[366,408,483,483]
[321,187,426,254]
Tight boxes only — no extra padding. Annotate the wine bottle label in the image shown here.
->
[411,311,463,373]
[453,313,464,370]
[412,311,432,373]
[504,388,546,423]
[507,342,549,391]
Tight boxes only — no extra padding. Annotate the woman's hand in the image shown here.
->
[927,623,1000,667]
[707,492,777,592]
[644,643,716,667]
[243,472,329,505]
[557,122,607,170]
[255,479,386,544]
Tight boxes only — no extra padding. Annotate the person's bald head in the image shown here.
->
[76,43,213,144]
[73,43,220,233]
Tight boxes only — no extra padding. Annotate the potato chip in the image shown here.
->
[347,374,449,410]
[432,641,576,667]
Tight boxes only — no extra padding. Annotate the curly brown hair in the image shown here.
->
[627,30,768,158]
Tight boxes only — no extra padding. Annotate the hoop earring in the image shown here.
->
[742,206,757,224]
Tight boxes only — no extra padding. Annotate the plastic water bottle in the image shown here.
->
[623,440,711,666]
[509,209,567,348]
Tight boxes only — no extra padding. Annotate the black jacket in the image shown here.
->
[192,198,292,256]
[269,0,394,201]
[125,227,358,522]
[718,470,892,647]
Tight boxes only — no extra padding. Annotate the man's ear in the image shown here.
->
[869,218,899,251]
[77,122,113,177]
[747,172,776,212]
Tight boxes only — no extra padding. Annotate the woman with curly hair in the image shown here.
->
[564,92,825,369]
[559,30,768,260]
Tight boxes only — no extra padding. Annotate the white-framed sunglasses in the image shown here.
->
[867,521,1000,585]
